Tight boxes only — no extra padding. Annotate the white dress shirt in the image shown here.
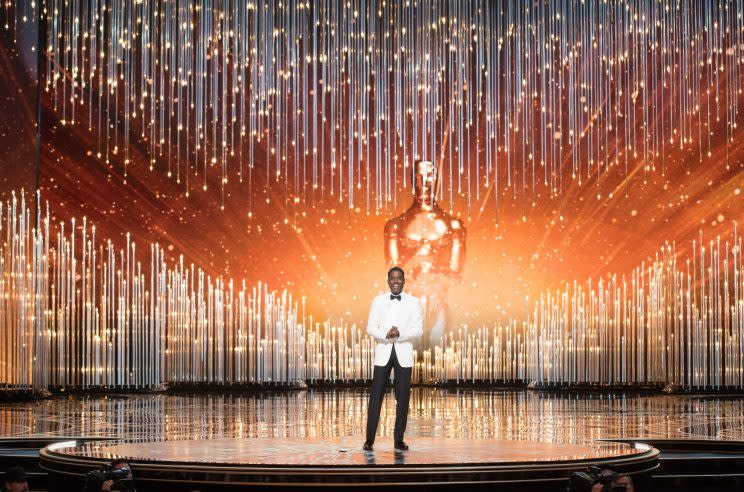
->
[366,292,424,367]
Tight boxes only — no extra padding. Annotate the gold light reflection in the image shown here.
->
[5,0,744,213]
[0,191,742,391]
[2,390,744,444]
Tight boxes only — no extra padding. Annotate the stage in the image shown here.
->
[38,436,657,489]
[0,388,741,490]
[2,0,744,489]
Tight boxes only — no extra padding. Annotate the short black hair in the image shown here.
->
[4,466,27,483]
[110,458,129,468]
[387,266,404,278]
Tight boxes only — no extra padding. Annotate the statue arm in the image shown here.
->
[384,221,400,267]
[448,224,466,281]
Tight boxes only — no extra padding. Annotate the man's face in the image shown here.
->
[4,481,28,492]
[387,270,405,295]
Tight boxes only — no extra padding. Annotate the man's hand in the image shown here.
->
[386,326,400,339]
[101,480,113,491]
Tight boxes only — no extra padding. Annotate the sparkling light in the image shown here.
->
[4,0,740,213]
[1,191,742,390]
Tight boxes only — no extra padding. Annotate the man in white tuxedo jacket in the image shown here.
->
[363,267,423,452]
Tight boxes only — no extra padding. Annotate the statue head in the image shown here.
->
[413,161,436,206]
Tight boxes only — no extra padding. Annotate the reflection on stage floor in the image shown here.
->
[3,388,744,444]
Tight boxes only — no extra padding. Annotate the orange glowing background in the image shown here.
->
[34,109,744,326]
[1,0,743,328]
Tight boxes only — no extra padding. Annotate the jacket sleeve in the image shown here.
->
[397,298,424,342]
[366,298,390,343]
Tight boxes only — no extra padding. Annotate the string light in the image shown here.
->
[0,191,742,390]
[4,0,739,213]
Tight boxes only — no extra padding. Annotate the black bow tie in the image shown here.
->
[390,294,401,301]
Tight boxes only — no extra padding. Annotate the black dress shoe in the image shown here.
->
[394,440,409,451]
[362,441,374,451]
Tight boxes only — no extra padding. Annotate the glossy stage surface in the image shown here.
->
[9,388,744,489]
[4,388,744,443]
[43,436,644,465]
[8,387,696,490]
[38,435,658,490]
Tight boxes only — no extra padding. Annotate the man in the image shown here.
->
[101,459,134,491]
[2,467,28,492]
[84,459,135,492]
[363,266,423,452]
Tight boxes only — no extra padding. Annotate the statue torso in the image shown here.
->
[384,203,465,279]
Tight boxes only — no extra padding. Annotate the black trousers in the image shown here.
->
[365,346,412,443]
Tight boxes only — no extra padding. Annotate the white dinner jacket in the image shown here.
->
[366,291,424,367]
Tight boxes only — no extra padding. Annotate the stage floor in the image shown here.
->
[43,436,644,465]
[39,432,659,489]
[7,389,744,489]
[3,388,744,443]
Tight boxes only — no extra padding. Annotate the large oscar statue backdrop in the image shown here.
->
[385,161,466,350]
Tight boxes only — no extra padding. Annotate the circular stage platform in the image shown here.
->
[40,436,659,490]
